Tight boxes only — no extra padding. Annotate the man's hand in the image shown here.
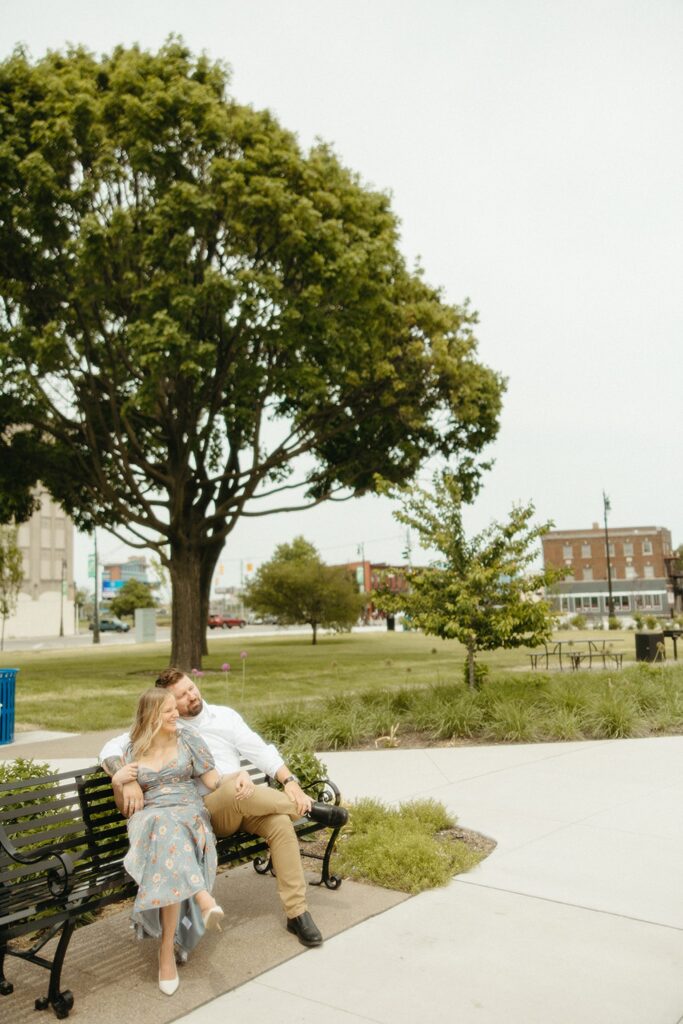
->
[234,770,255,802]
[284,779,312,816]
[120,780,144,817]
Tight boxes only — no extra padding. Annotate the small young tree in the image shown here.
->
[110,580,157,619]
[0,526,23,650]
[374,474,566,689]
[244,537,365,645]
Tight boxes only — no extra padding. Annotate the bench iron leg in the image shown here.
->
[0,944,13,996]
[308,826,343,890]
[34,921,75,1020]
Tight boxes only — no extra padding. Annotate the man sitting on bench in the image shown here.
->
[100,667,348,948]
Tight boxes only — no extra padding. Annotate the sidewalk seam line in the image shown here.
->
[455,877,683,932]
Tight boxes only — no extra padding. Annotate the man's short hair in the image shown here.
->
[154,667,187,689]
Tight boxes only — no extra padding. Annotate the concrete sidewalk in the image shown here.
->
[179,737,683,1024]
[2,734,682,1022]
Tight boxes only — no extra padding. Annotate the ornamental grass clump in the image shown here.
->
[335,798,483,894]
[485,699,539,743]
[585,688,645,739]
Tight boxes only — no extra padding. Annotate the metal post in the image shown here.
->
[59,558,66,637]
[92,530,100,645]
[603,492,615,619]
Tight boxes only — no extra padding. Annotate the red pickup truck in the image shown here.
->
[207,614,246,629]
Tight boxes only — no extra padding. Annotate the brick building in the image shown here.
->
[543,524,674,620]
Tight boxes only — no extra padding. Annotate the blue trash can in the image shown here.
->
[0,668,18,745]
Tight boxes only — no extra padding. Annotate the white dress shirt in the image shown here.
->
[99,702,285,795]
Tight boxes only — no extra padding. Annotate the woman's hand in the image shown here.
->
[112,762,138,788]
[234,770,255,801]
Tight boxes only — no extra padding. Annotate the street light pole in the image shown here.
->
[92,530,100,645]
[59,558,66,637]
[603,491,615,620]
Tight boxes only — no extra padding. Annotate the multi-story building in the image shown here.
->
[7,488,75,638]
[101,556,152,601]
[543,524,673,620]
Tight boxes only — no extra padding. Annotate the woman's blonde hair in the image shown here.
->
[129,688,176,759]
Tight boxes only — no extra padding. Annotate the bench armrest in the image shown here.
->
[306,778,341,806]
[0,823,75,897]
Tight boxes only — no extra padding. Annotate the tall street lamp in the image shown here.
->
[603,491,615,619]
[59,558,67,637]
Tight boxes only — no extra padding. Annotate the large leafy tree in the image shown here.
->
[244,536,364,644]
[0,41,504,668]
[374,474,565,688]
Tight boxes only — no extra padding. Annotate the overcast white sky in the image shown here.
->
[2,0,681,588]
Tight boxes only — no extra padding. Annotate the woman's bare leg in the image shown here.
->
[159,904,180,981]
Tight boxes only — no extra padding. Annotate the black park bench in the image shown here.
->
[0,761,344,1019]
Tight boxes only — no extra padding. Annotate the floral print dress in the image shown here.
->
[123,726,218,951]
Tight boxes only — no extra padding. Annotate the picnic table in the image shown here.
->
[529,638,624,671]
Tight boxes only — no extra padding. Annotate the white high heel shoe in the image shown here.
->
[202,904,225,932]
[159,953,179,996]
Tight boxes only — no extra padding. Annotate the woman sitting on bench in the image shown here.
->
[111,688,239,996]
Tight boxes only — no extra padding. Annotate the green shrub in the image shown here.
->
[570,614,587,630]
[645,615,659,631]
[462,661,489,689]
[335,797,482,893]
[586,689,644,739]
[544,707,585,740]
[608,616,620,630]
[485,700,538,742]
[0,756,51,784]
[279,741,327,789]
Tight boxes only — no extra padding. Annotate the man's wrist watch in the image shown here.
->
[282,774,299,786]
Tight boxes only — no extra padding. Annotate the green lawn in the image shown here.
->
[4,628,679,743]
[6,630,471,732]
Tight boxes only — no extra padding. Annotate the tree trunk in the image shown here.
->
[199,543,222,658]
[169,544,205,670]
[311,621,318,645]
[467,643,476,691]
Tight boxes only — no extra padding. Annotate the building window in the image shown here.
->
[607,543,615,557]
[643,565,654,579]
[581,544,591,558]
[623,542,633,557]
[651,594,661,608]
[583,567,593,581]
[561,597,570,611]
[625,566,637,580]
[642,540,653,555]
[562,545,573,559]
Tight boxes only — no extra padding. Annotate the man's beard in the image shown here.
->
[183,699,203,718]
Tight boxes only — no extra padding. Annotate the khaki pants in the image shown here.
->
[203,777,307,918]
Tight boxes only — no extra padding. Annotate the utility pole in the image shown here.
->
[92,530,100,644]
[356,542,366,591]
[59,558,66,637]
[603,492,615,619]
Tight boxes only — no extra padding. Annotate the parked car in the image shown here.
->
[88,617,130,633]
[207,614,247,629]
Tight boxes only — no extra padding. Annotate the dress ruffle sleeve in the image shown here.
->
[179,725,216,777]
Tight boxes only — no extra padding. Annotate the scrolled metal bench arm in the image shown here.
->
[0,824,75,897]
